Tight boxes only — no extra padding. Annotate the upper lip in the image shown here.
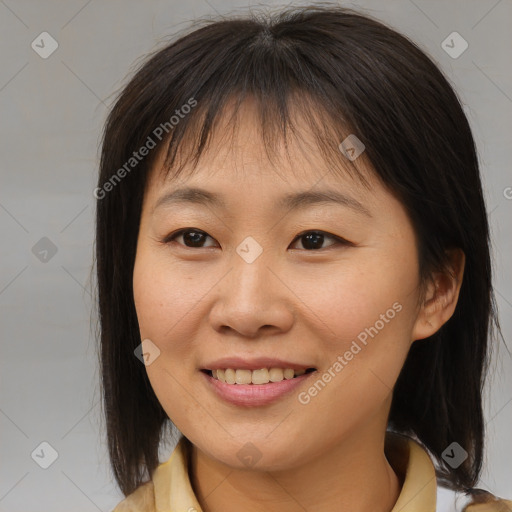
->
[202,357,316,371]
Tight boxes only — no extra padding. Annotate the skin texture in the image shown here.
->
[132,99,465,512]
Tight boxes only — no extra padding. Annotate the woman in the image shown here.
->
[95,5,512,511]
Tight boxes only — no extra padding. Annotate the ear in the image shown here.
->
[411,248,465,341]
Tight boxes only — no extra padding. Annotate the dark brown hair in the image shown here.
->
[95,4,499,496]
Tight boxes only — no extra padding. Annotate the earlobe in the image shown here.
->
[411,248,465,342]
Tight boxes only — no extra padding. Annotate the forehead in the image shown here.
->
[145,96,380,203]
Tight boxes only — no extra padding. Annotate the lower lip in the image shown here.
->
[201,370,316,407]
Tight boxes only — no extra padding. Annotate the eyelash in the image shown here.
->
[161,228,352,251]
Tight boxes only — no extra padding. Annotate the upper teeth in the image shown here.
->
[212,368,307,385]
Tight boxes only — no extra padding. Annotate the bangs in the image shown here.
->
[157,88,372,190]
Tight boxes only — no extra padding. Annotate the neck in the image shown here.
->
[189,423,401,512]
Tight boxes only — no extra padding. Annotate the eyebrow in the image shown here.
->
[152,186,372,217]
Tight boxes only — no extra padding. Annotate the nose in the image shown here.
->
[208,255,295,338]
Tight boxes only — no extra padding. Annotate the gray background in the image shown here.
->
[0,0,511,510]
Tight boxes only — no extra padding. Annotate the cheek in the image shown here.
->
[297,253,418,347]
[296,282,414,444]
[132,250,210,431]
[295,247,420,403]
[133,248,206,347]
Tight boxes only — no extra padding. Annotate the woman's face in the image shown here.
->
[133,101,428,471]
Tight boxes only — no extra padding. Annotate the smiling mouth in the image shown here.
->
[201,367,317,385]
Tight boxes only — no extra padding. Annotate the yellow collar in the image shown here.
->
[114,434,512,511]
[145,433,437,512]
[385,433,437,512]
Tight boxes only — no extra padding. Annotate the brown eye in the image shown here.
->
[165,229,217,248]
[290,231,349,251]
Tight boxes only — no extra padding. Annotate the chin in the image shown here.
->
[198,434,311,472]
